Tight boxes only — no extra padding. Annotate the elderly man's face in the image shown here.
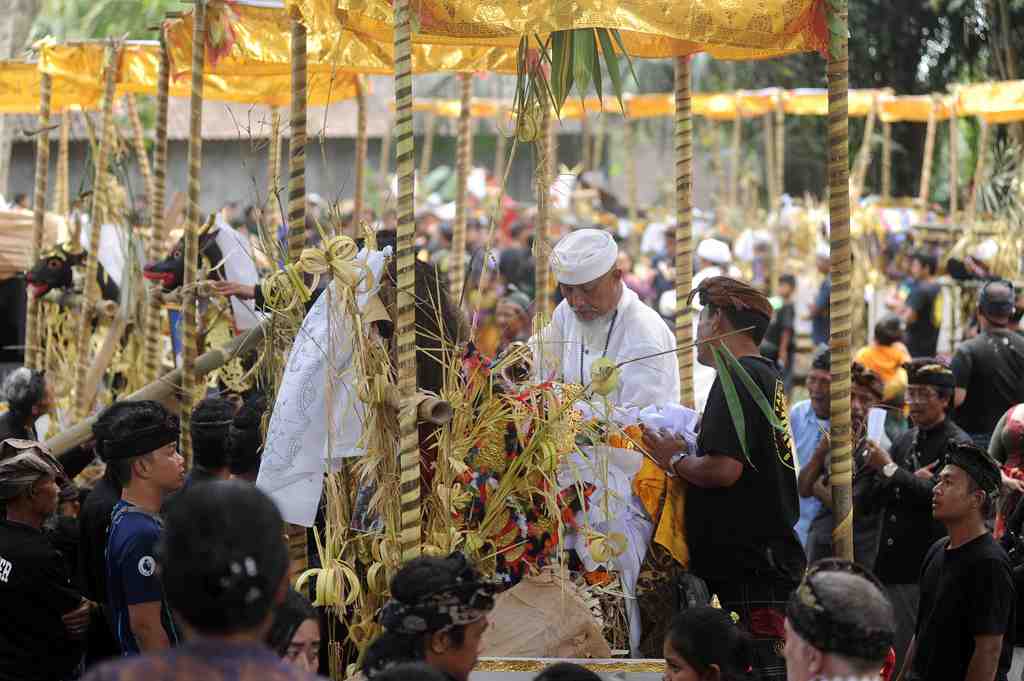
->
[559,268,622,322]
[851,385,879,434]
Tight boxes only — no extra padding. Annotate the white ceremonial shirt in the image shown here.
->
[532,285,679,411]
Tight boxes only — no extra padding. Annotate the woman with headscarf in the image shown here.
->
[362,553,496,681]
[0,439,92,681]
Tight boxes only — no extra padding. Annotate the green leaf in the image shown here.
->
[591,31,603,103]
[711,345,753,468]
[719,344,787,432]
[609,29,639,92]
[572,28,596,101]
[550,31,575,113]
[597,28,624,113]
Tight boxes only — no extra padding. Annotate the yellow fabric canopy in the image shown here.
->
[0,59,102,113]
[287,0,827,61]
[878,94,952,123]
[165,1,516,79]
[955,80,1024,124]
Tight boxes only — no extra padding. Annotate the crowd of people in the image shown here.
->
[2,182,1024,681]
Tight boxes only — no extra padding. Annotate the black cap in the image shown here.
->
[979,280,1016,319]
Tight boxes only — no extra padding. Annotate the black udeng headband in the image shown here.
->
[101,417,180,461]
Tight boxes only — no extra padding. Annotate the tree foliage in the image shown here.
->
[31,0,176,42]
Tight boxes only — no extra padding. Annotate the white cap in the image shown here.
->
[971,239,998,263]
[696,238,731,265]
[550,228,618,285]
[816,241,830,259]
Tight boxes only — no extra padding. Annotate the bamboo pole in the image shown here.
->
[72,44,118,420]
[674,58,694,408]
[379,115,393,199]
[142,35,172,385]
[353,76,367,235]
[266,107,282,214]
[55,113,70,218]
[881,122,892,201]
[287,11,308,262]
[125,93,154,206]
[729,113,741,216]
[763,113,776,215]
[918,95,939,205]
[774,94,785,207]
[966,119,989,224]
[949,105,959,217]
[827,0,854,561]
[450,73,472,301]
[493,108,507,187]
[418,111,436,183]
[393,0,420,562]
[625,120,639,256]
[851,95,877,203]
[178,0,207,467]
[534,105,552,323]
[26,73,52,370]
[46,323,267,456]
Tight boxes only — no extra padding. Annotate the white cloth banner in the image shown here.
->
[213,218,265,331]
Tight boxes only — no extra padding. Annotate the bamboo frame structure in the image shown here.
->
[949,105,959,216]
[354,76,367,234]
[827,0,854,561]
[287,12,308,262]
[179,0,207,467]
[966,119,989,224]
[918,95,938,204]
[266,107,282,214]
[26,73,52,370]
[534,105,552,323]
[393,0,421,562]
[73,44,118,420]
[674,58,694,407]
[143,35,172,385]
[881,121,892,200]
[125,93,154,206]
[850,94,877,203]
[450,72,472,300]
[55,113,70,218]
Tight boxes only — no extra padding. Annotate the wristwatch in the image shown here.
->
[882,462,899,478]
[666,450,690,478]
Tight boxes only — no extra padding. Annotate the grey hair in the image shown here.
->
[0,446,61,502]
[1,368,46,415]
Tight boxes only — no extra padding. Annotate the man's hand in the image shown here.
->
[62,600,92,639]
[864,440,893,471]
[1002,472,1024,495]
[915,463,937,481]
[209,280,256,300]
[641,425,687,474]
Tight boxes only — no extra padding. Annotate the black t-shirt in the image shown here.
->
[686,355,807,582]
[79,476,121,604]
[911,533,1015,681]
[761,302,796,366]
[0,520,84,681]
[952,330,1024,435]
[905,281,942,358]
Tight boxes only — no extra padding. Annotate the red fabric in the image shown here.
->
[749,608,786,639]
[881,647,897,681]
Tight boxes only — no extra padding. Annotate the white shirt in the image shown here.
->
[532,285,679,412]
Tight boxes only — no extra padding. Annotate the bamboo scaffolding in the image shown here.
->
[918,96,939,204]
[949,105,959,217]
[353,76,367,234]
[393,0,421,562]
[966,119,989,224]
[26,73,52,370]
[55,114,70,218]
[266,107,282,214]
[125,93,154,206]
[179,0,207,467]
[143,35,171,385]
[674,58,694,408]
[881,121,892,200]
[851,95,877,203]
[73,44,118,420]
[287,12,308,262]
[827,0,854,561]
[450,73,472,301]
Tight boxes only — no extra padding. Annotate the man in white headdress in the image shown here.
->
[692,237,737,294]
[533,228,679,412]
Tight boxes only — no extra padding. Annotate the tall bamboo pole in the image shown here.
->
[966,119,989,224]
[674,58,694,408]
[918,96,939,205]
[763,113,776,214]
[287,11,308,262]
[125,93,154,206]
[774,94,785,207]
[394,0,420,562]
[179,1,207,466]
[26,73,52,370]
[493,108,507,186]
[729,113,741,216]
[353,76,368,235]
[851,95,877,203]
[55,113,70,218]
[419,112,436,183]
[143,35,172,385]
[881,121,892,201]
[266,107,282,214]
[450,73,472,301]
[534,106,552,323]
[827,0,854,561]
[949,105,959,217]
[73,44,118,420]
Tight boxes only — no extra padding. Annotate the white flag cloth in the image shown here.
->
[212,218,265,331]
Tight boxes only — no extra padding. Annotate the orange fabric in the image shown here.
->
[854,343,911,387]
[632,455,689,567]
